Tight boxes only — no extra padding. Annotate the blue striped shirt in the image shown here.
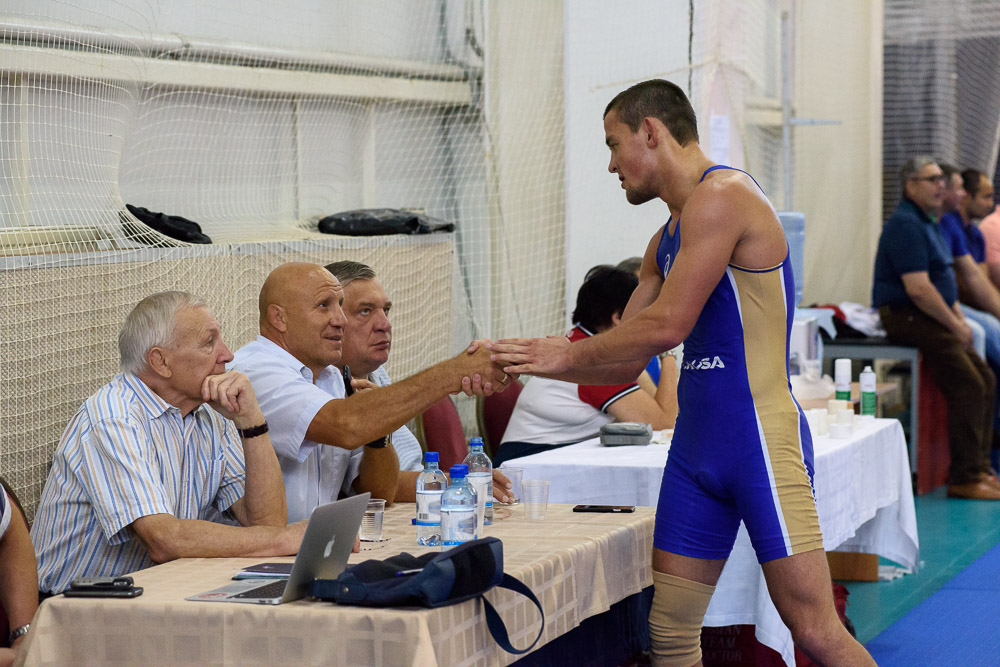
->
[30,373,247,593]
[0,489,10,540]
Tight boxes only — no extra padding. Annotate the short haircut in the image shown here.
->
[571,265,639,333]
[604,79,699,146]
[325,260,376,286]
[616,256,643,275]
[899,155,938,193]
[939,162,960,181]
[962,168,986,196]
[119,291,207,375]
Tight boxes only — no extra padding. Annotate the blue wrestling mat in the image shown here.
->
[865,541,1000,665]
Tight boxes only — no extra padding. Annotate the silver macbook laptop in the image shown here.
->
[185,492,370,605]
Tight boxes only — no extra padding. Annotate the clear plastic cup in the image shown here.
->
[521,479,551,521]
[360,498,386,541]
[499,466,523,504]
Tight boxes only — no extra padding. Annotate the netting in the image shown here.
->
[0,0,569,519]
[884,0,1000,219]
[2,0,888,519]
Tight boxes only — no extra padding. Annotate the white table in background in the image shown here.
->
[511,418,919,667]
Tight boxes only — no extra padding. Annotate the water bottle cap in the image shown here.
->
[469,437,484,448]
[449,464,468,478]
[424,451,439,462]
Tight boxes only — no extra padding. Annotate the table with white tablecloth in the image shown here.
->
[511,417,919,667]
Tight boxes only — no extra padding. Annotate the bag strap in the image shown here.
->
[479,573,545,655]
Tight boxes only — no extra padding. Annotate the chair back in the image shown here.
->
[477,378,523,458]
[415,396,468,472]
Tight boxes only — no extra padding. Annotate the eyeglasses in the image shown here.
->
[910,174,946,184]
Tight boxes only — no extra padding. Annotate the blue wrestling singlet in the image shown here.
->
[653,165,823,564]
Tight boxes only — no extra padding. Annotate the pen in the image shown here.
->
[395,568,424,577]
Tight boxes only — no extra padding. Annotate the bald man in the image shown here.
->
[232,263,512,522]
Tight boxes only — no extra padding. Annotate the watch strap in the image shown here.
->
[237,422,269,439]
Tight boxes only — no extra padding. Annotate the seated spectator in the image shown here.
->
[937,164,1000,369]
[0,479,37,667]
[965,173,1000,291]
[232,263,511,520]
[324,261,424,478]
[495,265,677,466]
[873,157,999,499]
[31,292,305,595]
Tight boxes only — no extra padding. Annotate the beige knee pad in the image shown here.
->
[648,571,716,667]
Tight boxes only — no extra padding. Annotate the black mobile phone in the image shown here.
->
[64,576,144,598]
[63,586,144,598]
[572,504,636,513]
[342,365,354,397]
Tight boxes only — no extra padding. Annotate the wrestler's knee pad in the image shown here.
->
[648,571,716,667]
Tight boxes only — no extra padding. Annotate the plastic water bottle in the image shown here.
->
[415,451,448,546]
[860,365,876,416]
[463,437,493,527]
[440,464,478,548]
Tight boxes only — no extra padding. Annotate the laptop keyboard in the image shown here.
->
[233,579,287,599]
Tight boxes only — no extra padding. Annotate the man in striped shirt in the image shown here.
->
[31,291,306,594]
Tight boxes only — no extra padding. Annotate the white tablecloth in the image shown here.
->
[511,418,918,667]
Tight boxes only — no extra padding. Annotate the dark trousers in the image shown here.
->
[880,304,996,484]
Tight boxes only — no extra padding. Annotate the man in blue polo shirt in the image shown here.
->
[874,156,999,499]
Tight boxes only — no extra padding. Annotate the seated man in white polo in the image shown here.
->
[495,265,677,466]
[32,291,306,594]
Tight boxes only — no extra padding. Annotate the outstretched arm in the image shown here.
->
[492,183,749,384]
[306,347,506,448]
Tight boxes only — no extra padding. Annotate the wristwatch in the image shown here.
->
[9,623,30,644]
[237,422,269,439]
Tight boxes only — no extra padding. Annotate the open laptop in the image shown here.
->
[185,492,369,605]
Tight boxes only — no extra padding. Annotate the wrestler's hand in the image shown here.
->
[488,335,573,378]
[202,370,266,429]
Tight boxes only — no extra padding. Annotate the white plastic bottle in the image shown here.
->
[834,358,852,401]
[463,437,493,527]
[860,365,876,417]
[439,464,478,548]
[415,451,448,546]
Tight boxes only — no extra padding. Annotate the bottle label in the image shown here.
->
[861,393,876,416]
[416,490,443,525]
[441,507,477,545]
[835,390,851,401]
[467,473,490,524]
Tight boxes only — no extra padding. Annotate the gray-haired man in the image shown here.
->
[32,291,305,594]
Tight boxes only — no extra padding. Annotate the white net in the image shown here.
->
[883,0,1000,219]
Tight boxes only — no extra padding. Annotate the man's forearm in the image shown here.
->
[238,431,288,527]
[967,269,1000,319]
[133,514,302,564]
[0,508,38,633]
[308,349,497,447]
[909,288,964,332]
[558,310,679,385]
[354,443,399,505]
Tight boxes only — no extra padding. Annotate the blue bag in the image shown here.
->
[309,537,544,655]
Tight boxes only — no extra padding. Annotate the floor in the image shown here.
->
[844,486,1000,645]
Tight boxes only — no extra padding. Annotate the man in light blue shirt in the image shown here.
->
[31,292,306,594]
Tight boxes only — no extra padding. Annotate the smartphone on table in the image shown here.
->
[572,504,636,513]
[64,575,144,598]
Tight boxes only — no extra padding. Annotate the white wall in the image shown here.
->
[562,0,693,322]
